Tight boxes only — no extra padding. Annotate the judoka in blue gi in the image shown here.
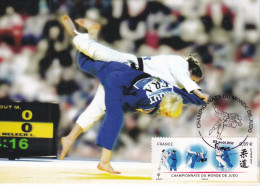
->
[186,147,207,169]
[61,52,205,174]
[169,150,178,171]
[77,52,204,151]
[220,147,233,169]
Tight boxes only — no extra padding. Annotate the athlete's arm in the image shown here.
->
[192,89,209,102]
[76,84,106,131]
[174,71,208,102]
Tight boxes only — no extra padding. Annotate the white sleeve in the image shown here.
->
[73,34,137,64]
[175,71,201,93]
[76,84,106,131]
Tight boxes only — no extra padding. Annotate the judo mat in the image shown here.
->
[0,158,259,185]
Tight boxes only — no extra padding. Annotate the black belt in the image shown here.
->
[137,57,144,71]
[131,57,144,71]
[126,73,151,94]
[131,73,151,86]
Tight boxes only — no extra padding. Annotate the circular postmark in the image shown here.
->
[196,94,254,149]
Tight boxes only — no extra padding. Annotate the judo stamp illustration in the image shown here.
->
[186,145,207,170]
[196,94,254,148]
[152,137,258,182]
[209,104,243,140]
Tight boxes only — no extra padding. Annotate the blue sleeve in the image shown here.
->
[96,74,124,150]
[173,87,205,105]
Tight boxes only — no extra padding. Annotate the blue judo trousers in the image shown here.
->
[169,153,177,171]
[77,52,204,150]
[221,150,233,168]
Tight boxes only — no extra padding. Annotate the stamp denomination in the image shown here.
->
[152,137,258,182]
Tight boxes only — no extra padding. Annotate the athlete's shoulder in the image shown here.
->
[155,55,188,64]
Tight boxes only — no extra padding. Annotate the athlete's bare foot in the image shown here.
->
[60,136,73,160]
[61,14,78,36]
[75,18,100,40]
[97,162,121,174]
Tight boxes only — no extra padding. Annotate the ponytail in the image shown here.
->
[185,54,203,78]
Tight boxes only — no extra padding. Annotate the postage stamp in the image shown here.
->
[152,137,258,182]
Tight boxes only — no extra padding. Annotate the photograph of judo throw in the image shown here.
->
[186,145,207,170]
[209,104,243,140]
[213,142,238,171]
[60,14,206,174]
[158,149,180,171]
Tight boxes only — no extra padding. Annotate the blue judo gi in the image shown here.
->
[221,150,233,168]
[169,152,177,171]
[77,52,204,150]
[187,152,206,168]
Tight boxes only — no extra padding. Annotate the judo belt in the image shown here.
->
[126,73,151,93]
[131,73,151,86]
[137,57,144,71]
[131,57,144,71]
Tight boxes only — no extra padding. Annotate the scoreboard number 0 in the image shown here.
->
[21,123,33,133]
[22,110,33,132]
[22,110,33,120]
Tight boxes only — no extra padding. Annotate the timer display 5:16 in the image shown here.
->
[0,138,29,149]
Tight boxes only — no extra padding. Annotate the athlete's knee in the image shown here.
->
[77,52,94,68]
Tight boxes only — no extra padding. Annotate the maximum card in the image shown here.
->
[152,137,258,183]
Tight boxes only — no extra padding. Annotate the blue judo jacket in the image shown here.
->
[77,52,204,150]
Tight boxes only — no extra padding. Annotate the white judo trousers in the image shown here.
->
[158,151,170,170]
[73,34,201,130]
[215,148,228,170]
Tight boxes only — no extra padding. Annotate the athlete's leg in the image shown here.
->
[73,34,137,65]
[225,157,233,167]
[173,160,177,171]
[187,158,192,168]
[61,15,138,68]
[209,120,221,135]
[60,124,83,160]
[61,84,106,160]
[61,14,77,36]
[163,159,169,170]
[217,122,225,140]
[76,84,106,131]
[97,148,121,174]
[158,160,163,170]
[186,147,197,155]
[217,156,228,170]
[75,18,100,40]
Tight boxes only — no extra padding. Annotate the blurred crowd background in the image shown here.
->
[0,0,259,162]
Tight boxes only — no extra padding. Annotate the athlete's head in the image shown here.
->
[185,54,203,82]
[159,93,183,118]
